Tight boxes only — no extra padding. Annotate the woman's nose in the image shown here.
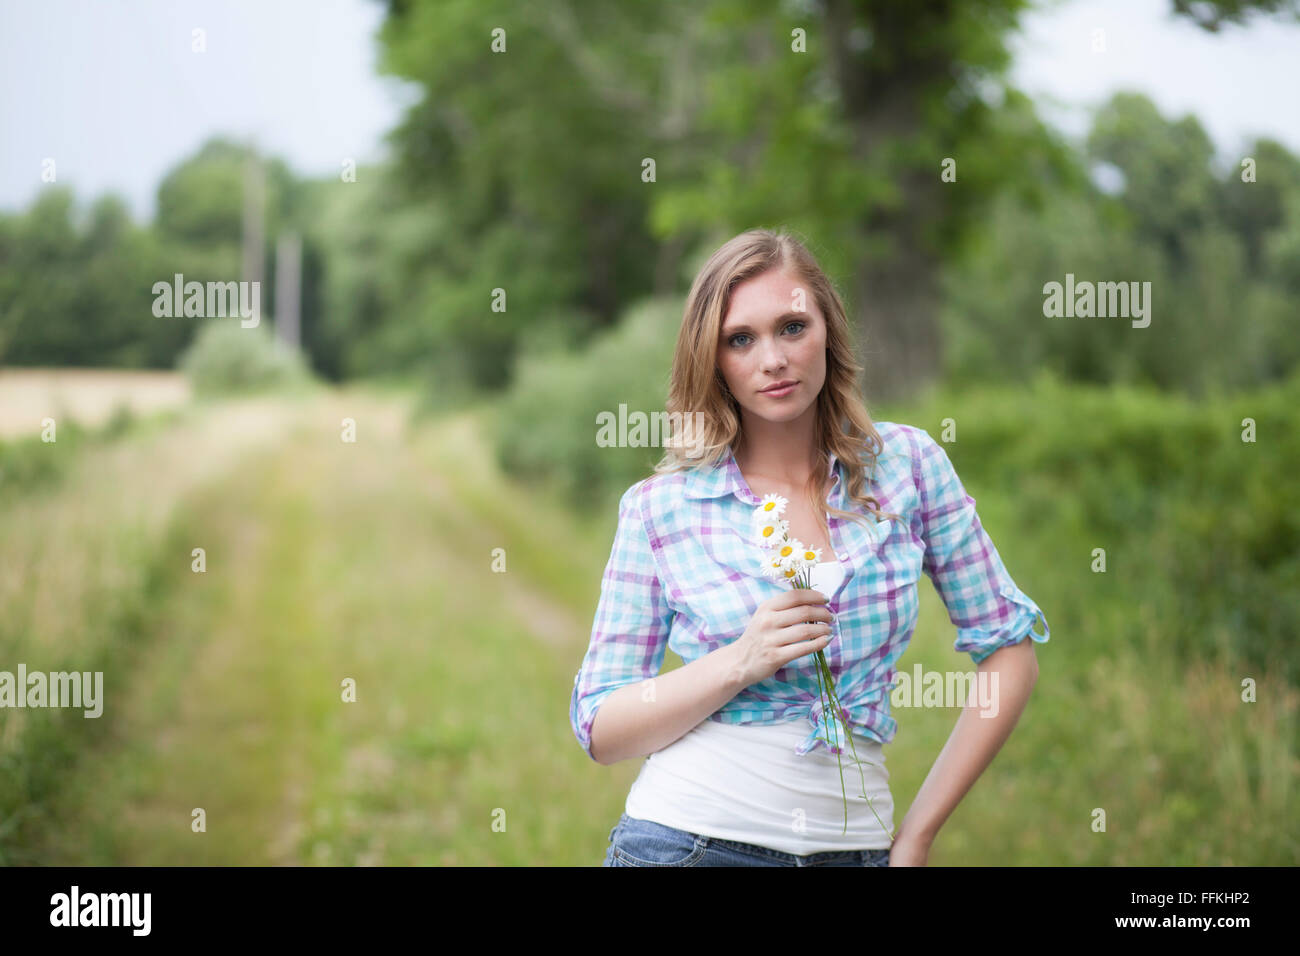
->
[760,342,787,370]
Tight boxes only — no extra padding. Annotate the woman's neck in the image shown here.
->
[733,438,820,489]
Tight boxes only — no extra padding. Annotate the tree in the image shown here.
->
[376,0,1300,401]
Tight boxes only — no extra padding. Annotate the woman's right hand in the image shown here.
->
[728,588,834,688]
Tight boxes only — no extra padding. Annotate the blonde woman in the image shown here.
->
[570,228,1050,867]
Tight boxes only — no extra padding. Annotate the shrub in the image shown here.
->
[493,295,681,516]
[177,321,312,397]
[898,366,1300,684]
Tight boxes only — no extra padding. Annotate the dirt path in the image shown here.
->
[23,388,588,864]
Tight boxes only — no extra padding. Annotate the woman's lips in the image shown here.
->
[760,382,797,398]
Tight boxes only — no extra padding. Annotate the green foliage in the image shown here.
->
[493,296,681,515]
[0,403,143,498]
[942,92,1300,395]
[2,385,1294,864]
[369,1,1298,400]
[155,137,300,251]
[3,2,1299,405]
[154,137,333,376]
[1171,0,1300,31]
[370,0,660,390]
[0,419,86,496]
[904,367,1300,684]
[0,137,334,377]
[304,165,573,391]
[0,189,195,367]
[177,321,312,397]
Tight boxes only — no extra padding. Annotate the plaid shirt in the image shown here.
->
[569,421,1050,762]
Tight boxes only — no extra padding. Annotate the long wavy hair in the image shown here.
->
[652,227,902,541]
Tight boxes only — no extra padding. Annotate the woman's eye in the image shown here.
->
[727,322,805,348]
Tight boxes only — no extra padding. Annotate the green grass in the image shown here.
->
[1,384,1295,865]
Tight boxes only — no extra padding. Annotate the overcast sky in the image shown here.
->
[2,0,1298,221]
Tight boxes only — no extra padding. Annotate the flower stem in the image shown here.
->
[802,570,893,843]
[812,646,849,833]
[819,652,893,842]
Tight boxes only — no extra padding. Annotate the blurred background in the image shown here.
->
[1,0,1296,865]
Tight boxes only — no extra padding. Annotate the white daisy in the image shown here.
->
[778,562,803,583]
[758,552,786,580]
[784,542,816,582]
[754,493,788,520]
[753,516,788,549]
[772,537,801,567]
[799,545,823,565]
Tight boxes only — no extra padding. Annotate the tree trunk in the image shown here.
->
[851,236,943,402]
[823,0,951,402]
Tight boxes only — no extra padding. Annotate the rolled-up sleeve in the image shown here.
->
[569,480,675,762]
[914,428,1050,666]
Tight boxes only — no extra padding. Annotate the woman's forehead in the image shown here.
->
[723,278,823,332]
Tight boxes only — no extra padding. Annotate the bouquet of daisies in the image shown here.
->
[752,493,893,841]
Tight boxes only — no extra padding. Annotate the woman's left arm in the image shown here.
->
[896,427,1051,866]
[889,637,1039,866]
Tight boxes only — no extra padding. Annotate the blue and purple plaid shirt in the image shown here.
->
[569,421,1051,762]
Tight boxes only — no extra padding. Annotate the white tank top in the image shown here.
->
[624,561,895,854]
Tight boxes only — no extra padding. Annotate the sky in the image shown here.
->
[1,0,1298,221]
[1008,0,1300,164]
[0,0,418,220]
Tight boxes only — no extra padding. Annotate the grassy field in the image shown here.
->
[0,368,190,439]
[1,384,1294,864]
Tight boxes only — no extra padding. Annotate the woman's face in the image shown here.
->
[716,266,828,424]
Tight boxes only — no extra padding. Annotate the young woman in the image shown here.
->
[570,228,1050,866]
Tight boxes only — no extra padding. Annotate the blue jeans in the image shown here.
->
[602,812,891,867]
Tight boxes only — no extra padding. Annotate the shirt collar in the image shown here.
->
[683,444,842,505]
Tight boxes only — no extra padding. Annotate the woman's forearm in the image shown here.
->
[588,642,749,765]
[896,637,1040,844]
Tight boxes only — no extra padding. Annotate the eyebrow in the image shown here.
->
[720,311,811,336]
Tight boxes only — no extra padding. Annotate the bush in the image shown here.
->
[895,366,1300,685]
[493,295,681,516]
[0,419,88,496]
[177,321,312,396]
